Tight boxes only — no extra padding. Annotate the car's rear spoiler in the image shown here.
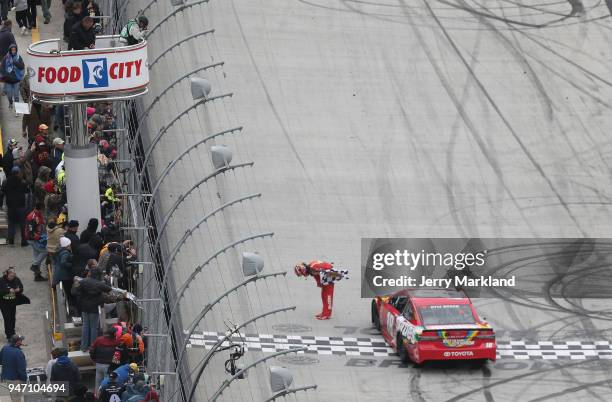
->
[424,324,491,330]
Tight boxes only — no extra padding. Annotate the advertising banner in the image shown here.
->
[27,41,149,96]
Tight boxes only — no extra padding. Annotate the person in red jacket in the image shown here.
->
[294,260,337,320]
[24,203,47,281]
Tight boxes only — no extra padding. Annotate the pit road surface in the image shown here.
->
[133,0,612,400]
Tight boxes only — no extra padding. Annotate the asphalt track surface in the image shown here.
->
[131,0,612,400]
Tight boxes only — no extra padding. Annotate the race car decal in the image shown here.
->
[438,330,478,348]
[396,316,423,343]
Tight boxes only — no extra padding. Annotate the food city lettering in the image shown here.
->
[36,59,143,85]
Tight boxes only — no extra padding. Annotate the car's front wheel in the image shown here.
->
[371,300,381,331]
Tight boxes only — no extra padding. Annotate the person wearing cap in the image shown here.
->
[64,220,80,253]
[119,15,147,45]
[98,371,125,402]
[1,165,28,246]
[54,236,75,311]
[1,138,19,174]
[50,137,64,171]
[99,363,136,391]
[0,334,27,397]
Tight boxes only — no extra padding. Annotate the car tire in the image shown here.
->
[471,359,488,368]
[371,300,381,331]
[397,333,411,364]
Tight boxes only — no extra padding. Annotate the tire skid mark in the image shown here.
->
[528,378,612,401]
[445,359,604,401]
[409,370,427,402]
[437,0,577,28]
[229,0,313,184]
[397,0,546,238]
[416,0,588,236]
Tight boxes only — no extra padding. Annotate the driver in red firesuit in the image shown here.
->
[294,261,335,320]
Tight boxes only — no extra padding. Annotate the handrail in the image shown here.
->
[27,35,146,56]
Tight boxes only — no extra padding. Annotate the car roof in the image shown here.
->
[396,288,471,306]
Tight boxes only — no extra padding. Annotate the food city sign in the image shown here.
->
[27,40,148,96]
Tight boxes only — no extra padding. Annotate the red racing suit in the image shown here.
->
[308,260,334,317]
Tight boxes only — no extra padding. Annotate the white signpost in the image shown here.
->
[27,36,149,233]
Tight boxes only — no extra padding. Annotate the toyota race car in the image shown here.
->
[371,289,496,364]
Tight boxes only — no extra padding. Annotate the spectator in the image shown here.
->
[35,123,51,146]
[50,137,64,170]
[90,328,118,395]
[0,20,15,56]
[45,347,67,384]
[54,236,75,310]
[24,203,47,281]
[12,142,33,186]
[63,1,81,42]
[0,335,27,392]
[99,363,135,389]
[79,218,98,244]
[72,267,111,352]
[98,371,124,402]
[74,235,101,277]
[46,216,65,269]
[0,43,25,115]
[68,15,95,51]
[14,0,28,35]
[64,220,80,251]
[26,0,36,30]
[80,0,99,23]
[119,16,147,45]
[22,102,52,143]
[1,138,19,173]
[40,0,50,24]
[121,374,151,402]
[1,166,28,246]
[50,352,81,396]
[118,326,144,365]
[33,165,51,205]
[0,268,28,341]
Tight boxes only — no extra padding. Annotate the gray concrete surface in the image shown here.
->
[129,0,612,400]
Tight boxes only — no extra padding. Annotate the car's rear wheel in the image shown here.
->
[471,359,488,368]
[397,333,410,364]
[371,300,381,331]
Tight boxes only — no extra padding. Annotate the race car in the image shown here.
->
[371,288,496,364]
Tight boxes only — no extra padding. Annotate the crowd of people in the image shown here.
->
[0,4,157,400]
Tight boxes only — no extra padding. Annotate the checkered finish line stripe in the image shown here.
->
[187,332,612,359]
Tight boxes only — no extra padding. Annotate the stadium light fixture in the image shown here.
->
[210,145,232,169]
[242,252,264,276]
[190,77,212,100]
[269,366,293,393]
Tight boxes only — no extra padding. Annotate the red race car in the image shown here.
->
[371,288,496,365]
